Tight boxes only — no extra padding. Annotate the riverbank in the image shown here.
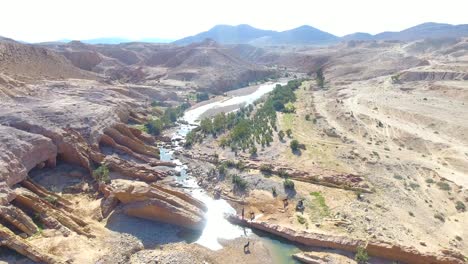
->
[227,214,466,264]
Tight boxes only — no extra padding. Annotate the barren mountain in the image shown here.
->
[0,40,95,83]
[175,24,339,46]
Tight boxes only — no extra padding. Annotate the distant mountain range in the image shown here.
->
[3,22,468,46]
[175,22,468,46]
[174,24,338,45]
[44,37,174,45]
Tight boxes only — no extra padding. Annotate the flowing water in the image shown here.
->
[160,82,301,263]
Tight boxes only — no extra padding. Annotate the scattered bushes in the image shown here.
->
[93,164,110,183]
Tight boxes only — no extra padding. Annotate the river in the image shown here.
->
[160,82,302,263]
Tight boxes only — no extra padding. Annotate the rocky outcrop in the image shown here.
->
[293,252,356,264]
[110,180,207,230]
[13,188,94,238]
[104,156,168,182]
[0,125,57,190]
[0,205,38,235]
[227,215,465,264]
[398,71,468,82]
[62,50,102,71]
[103,123,159,159]
[0,224,58,264]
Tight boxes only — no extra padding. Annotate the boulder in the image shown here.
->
[110,180,206,230]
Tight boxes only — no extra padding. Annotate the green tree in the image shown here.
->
[196,92,209,102]
[290,139,300,151]
[200,118,213,134]
[249,146,257,156]
[145,119,164,136]
[316,67,325,88]
[213,112,227,134]
[93,164,110,183]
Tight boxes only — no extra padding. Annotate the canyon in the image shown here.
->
[0,33,467,264]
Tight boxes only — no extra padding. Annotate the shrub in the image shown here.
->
[283,179,295,190]
[260,164,273,174]
[272,187,277,197]
[44,195,58,206]
[296,214,306,224]
[224,160,236,168]
[455,201,466,212]
[278,130,285,141]
[236,161,246,171]
[434,213,445,222]
[249,146,257,156]
[425,178,435,184]
[278,169,289,178]
[436,181,451,191]
[305,114,311,121]
[93,164,110,183]
[355,246,370,264]
[290,139,300,151]
[284,102,296,113]
[286,129,293,138]
[232,174,248,190]
[217,164,227,175]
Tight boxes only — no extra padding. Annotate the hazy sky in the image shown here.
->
[1,0,467,42]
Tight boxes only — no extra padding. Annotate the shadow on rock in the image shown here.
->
[105,210,201,248]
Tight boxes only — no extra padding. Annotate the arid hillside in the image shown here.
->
[40,39,275,93]
[0,36,467,263]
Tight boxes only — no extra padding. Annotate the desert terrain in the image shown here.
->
[0,33,467,264]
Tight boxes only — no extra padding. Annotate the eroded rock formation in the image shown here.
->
[228,215,466,264]
[109,179,207,230]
